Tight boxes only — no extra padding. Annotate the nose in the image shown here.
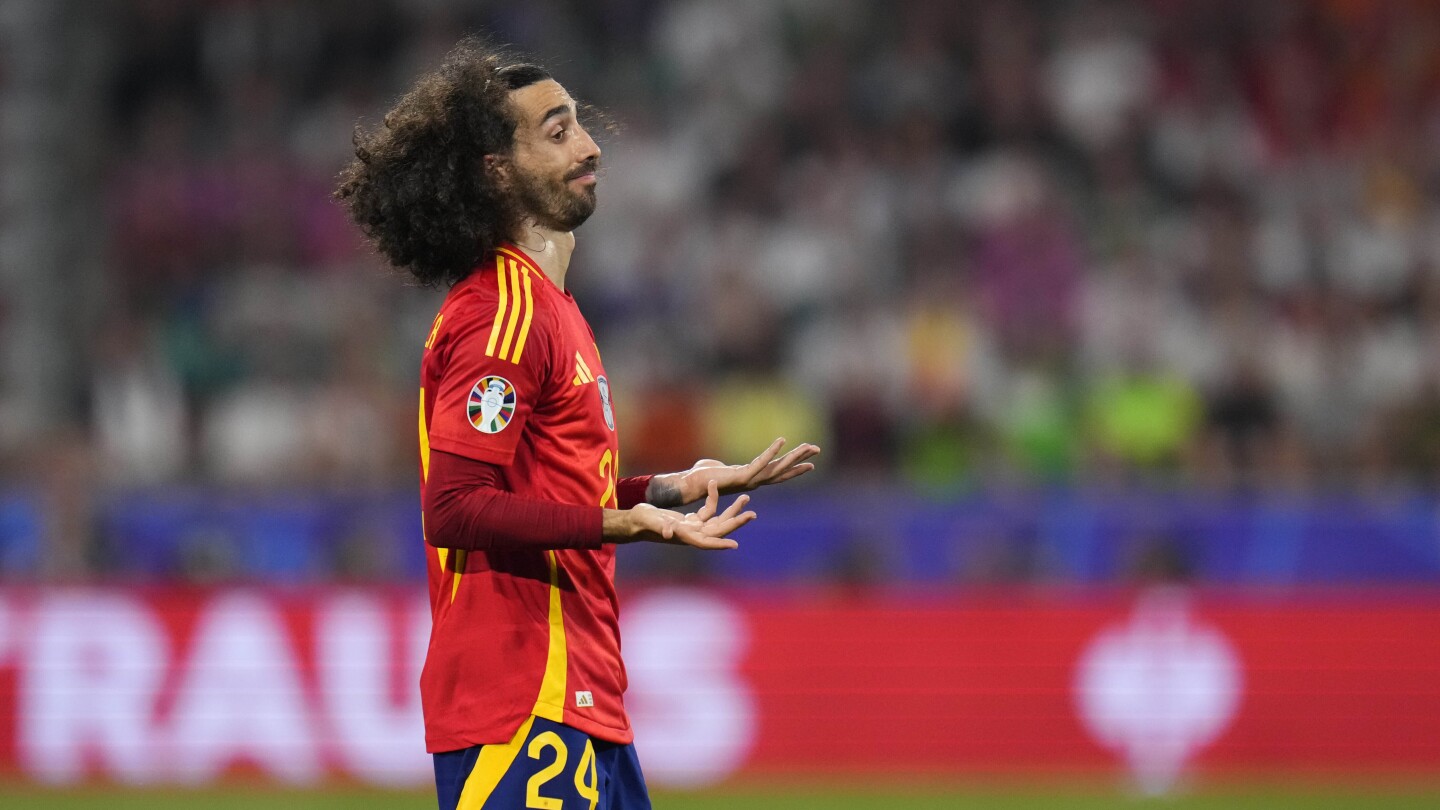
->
[576,123,601,163]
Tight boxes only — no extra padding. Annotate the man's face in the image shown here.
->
[504,79,601,232]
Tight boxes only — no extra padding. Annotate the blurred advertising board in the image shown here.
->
[0,585,1436,791]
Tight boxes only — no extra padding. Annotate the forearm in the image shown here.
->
[425,450,602,551]
[616,473,689,508]
[639,473,687,508]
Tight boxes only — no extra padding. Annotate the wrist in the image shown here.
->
[645,473,689,508]
[601,508,638,543]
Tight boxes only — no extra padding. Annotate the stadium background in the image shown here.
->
[2,0,1440,807]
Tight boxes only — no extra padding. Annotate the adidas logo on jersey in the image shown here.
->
[572,352,596,386]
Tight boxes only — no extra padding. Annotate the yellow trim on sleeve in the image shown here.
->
[530,550,568,722]
[497,259,525,361]
[510,267,535,365]
[480,249,537,366]
[485,255,508,358]
[456,715,537,810]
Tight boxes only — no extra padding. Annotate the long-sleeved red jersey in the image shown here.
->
[418,244,633,752]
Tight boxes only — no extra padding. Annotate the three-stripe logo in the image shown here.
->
[573,352,596,386]
[484,253,535,364]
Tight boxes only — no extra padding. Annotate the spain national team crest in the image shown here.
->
[468,376,516,434]
[597,375,615,431]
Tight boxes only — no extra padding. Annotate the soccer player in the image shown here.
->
[335,38,820,810]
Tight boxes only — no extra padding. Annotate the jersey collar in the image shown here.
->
[494,244,554,290]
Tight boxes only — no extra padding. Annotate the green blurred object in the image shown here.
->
[900,416,978,493]
[998,370,1079,480]
[1086,371,1202,467]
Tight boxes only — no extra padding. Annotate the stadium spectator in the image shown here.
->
[9,0,1440,579]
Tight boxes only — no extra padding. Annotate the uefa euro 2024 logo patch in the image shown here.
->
[468,376,516,434]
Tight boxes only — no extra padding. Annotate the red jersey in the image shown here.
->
[417,245,629,752]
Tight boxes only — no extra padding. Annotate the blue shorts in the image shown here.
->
[434,715,650,810]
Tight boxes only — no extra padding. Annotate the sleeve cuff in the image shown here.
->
[615,476,654,509]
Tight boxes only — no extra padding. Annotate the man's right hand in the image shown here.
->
[604,482,755,550]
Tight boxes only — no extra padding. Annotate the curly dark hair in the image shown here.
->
[335,38,550,288]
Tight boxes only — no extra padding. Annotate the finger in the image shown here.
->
[783,443,822,466]
[705,510,757,537]
[693,481,719,522]
[745,437,787,476]
[674,522,738,550]
[768,462,816,484]
[714,492,751,523]
[705,500,757,533]
[759,443,815,480]
[705,480,721,514]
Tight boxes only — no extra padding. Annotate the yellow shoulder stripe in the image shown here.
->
[511,267,535,364]
[484,255,507,357]
[496,259,524,359]
[484,256,535,364]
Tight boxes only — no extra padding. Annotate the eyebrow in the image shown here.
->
[538,103,573,126]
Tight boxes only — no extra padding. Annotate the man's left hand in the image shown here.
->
[655,437,821,507]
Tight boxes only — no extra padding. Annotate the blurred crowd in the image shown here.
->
[6,0,1440,575]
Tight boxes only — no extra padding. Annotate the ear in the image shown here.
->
[483,153,511,185]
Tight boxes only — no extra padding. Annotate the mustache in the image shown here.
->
[564,158,600,181]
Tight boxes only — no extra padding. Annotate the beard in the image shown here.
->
[511,159,598,232]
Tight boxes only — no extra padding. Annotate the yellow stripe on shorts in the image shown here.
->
[456,715,537,810]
